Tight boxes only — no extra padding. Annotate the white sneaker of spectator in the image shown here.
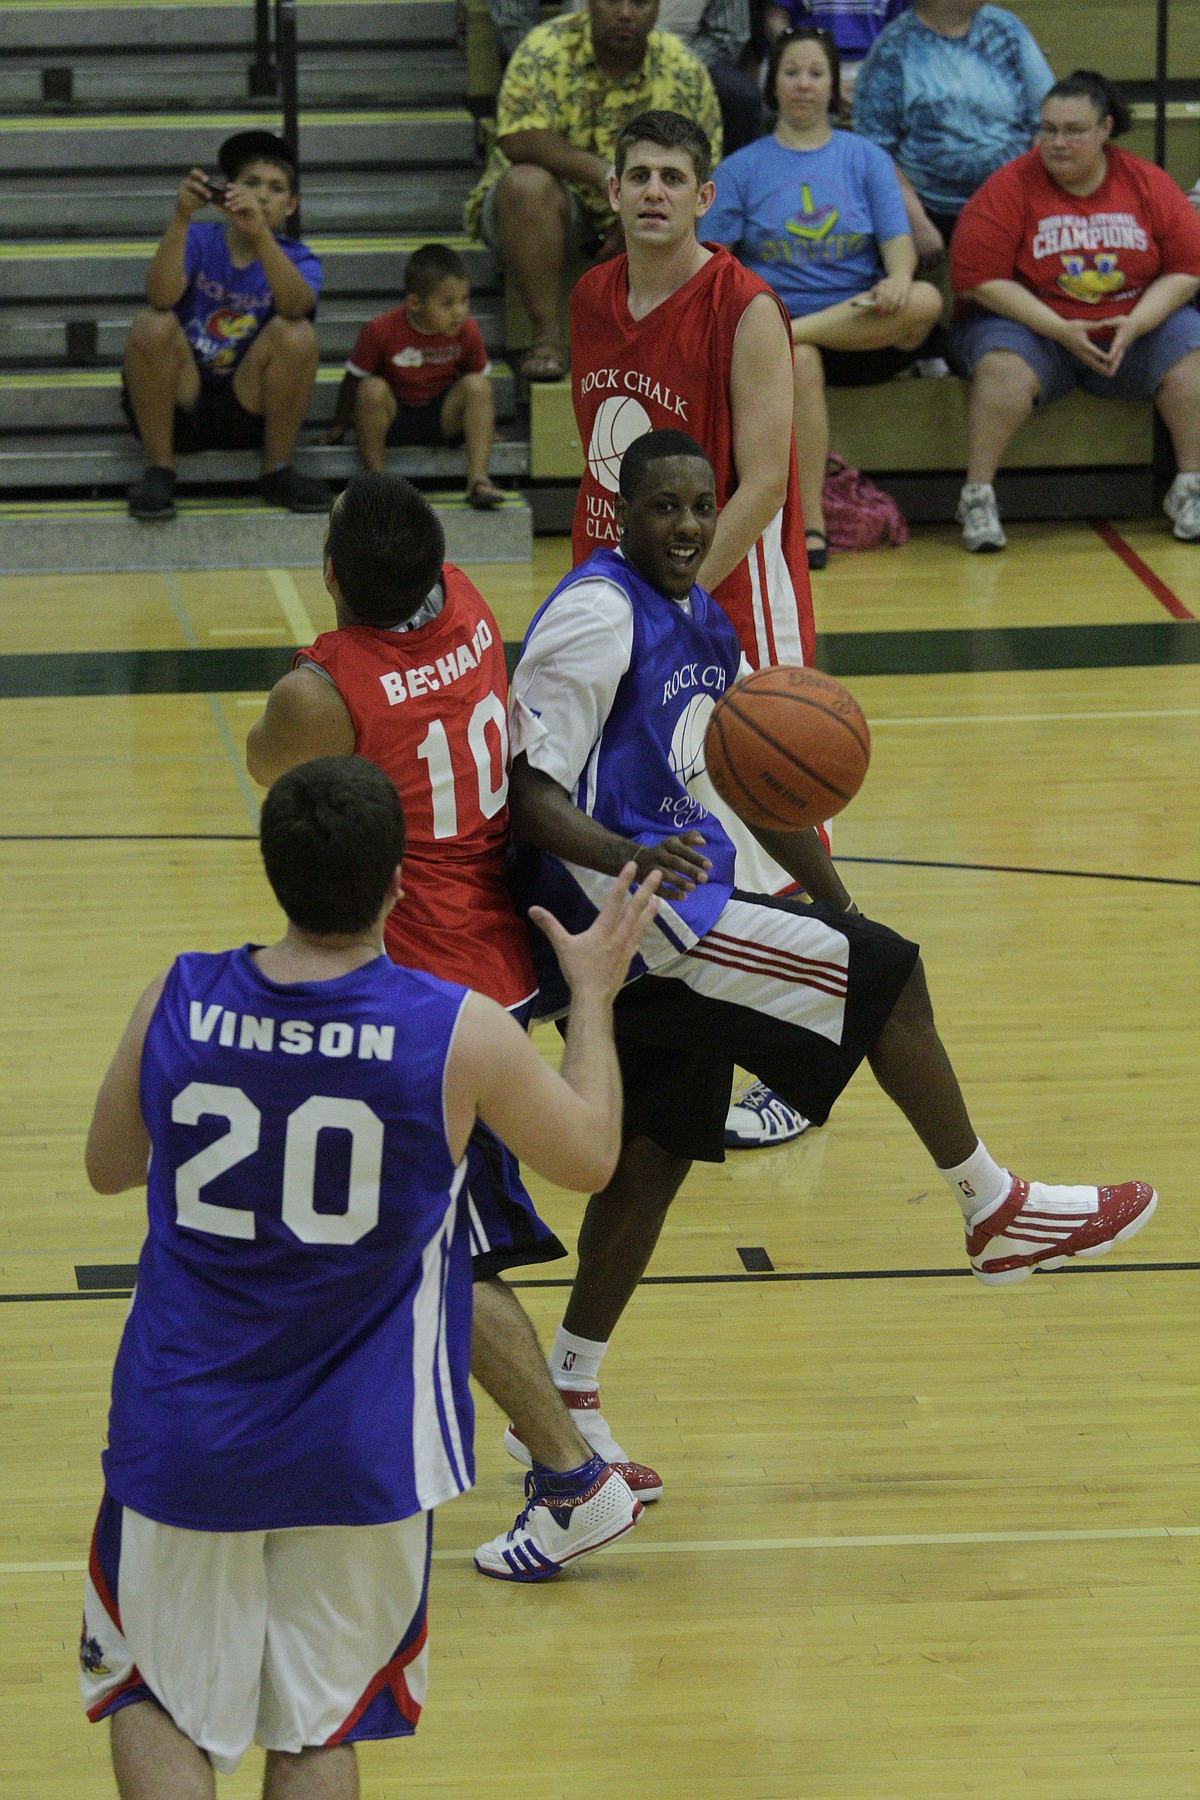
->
[1163,472,1200,541]
[957,482,1007,552]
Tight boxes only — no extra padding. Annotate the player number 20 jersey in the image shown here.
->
[103,948,476,1532]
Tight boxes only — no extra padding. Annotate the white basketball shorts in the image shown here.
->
[79,1491,432,1774]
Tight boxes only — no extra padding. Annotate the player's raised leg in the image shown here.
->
[865,953,1157,1282]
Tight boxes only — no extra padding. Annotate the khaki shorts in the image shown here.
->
[477,176,601,257]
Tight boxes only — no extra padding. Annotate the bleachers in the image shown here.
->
[0,0,533,568]
[1,0,1196,565]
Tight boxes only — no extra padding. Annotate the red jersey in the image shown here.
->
[951,146,1200,323]
[569,245,815,671]
[347,306,489,406]
[297,566,536,1009]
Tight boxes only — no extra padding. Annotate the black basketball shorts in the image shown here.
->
[613,889,920,1163]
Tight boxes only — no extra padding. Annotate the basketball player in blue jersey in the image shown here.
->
[79,757,660,1798]
[503,428,1157,1480]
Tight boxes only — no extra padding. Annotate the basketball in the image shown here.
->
[703,666,870,831]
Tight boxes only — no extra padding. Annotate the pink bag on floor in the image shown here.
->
[821,454,908,551]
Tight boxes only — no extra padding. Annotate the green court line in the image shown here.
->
[2,624,1197,700]
[0,108,469,131]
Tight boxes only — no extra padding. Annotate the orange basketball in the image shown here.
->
[704,666,870,831]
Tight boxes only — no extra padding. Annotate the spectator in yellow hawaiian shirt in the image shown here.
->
[465,0,722,381]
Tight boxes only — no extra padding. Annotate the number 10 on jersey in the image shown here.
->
[415,693,509,840]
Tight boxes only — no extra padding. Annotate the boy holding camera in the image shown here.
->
[326,242,505,508]
[122,129,330,520]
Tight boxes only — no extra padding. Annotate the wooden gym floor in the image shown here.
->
[1,518,1198,1798]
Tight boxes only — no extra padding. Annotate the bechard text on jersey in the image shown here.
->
[378,614,494,707]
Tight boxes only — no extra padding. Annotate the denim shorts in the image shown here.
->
[949,305,1200,405]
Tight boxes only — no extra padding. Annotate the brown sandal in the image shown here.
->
[467,478,505,510]
[519,341,567,383]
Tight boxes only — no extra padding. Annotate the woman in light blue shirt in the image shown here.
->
[707,26,942,564]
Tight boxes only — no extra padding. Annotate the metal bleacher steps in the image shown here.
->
[0,0,533,569]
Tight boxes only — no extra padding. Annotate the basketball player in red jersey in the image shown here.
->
[247,473,653,1577]
[572,108,818,1147]
[570,107,815,673]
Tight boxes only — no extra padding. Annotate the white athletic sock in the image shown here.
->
[938,1140,1010,1222]
[548,1325,608,1394]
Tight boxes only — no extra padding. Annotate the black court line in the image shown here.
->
[2,621,1199,701]
[3,836,1196,893]
[839,855,1200,890]
[1,1258,1194,1304]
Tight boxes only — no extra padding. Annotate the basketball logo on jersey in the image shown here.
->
[660,692,718,828]
[587,395,653,494]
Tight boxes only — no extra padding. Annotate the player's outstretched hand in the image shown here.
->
[529,863,661,1003]
[633,831,712,900]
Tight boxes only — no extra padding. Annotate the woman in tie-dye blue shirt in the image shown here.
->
[853,1,1053,255]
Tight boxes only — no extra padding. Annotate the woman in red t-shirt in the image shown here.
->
[947,70,1200,551]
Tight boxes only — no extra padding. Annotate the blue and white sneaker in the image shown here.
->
[474,1456,642,1582]
[724,1079,812,1149]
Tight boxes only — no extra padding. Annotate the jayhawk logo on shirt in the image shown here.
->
[1058,252,1126,303]
[201,307,260,371]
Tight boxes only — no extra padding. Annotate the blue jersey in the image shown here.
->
[175,220,322,379]
[512,548,742,1011]
[103,947,474,1532]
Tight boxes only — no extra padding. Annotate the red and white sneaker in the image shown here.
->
[967,1176,1157,1285]
[504,1387,663,1502]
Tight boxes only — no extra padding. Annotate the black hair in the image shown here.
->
[1044,69,1132,138]
[325,472,446,626]
[618,429,713,500]
[613,110,714,187]
[260,757,406,936]
[218,129,299,194]
[765,26,842,118]
[404,242,470,300]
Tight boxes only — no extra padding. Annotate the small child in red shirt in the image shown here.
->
[328,242,504,507]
